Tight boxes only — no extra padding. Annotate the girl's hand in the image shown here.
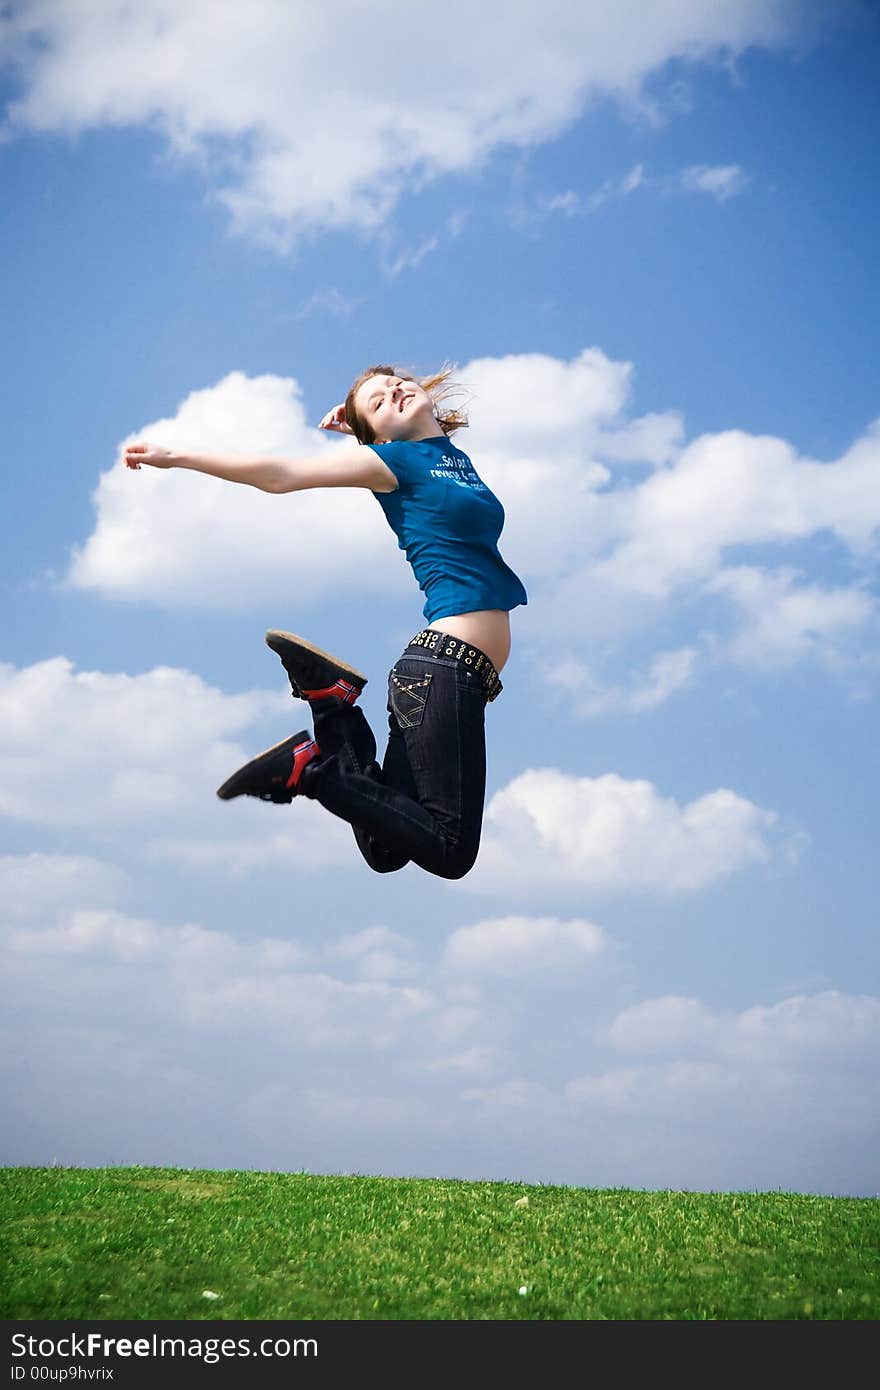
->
[319,404,353,435]
[124,442,175,470]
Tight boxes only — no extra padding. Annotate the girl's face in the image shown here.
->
[353,374,438,443]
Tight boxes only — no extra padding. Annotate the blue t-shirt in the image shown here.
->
[368,436,528,624]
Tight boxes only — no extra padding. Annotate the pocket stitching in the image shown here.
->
[390,670,433,728]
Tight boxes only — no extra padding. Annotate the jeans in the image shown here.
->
[298,643,492,880]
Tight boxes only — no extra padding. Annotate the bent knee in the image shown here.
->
[368,856,408,875]
[437,842,480,880]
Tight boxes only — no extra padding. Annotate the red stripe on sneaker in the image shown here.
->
[286,739,319,790]
[301,679,361,704]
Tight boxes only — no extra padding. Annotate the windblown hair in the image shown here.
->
[344,363,469,445]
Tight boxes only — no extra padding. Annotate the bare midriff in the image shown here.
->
[427,609,511,673]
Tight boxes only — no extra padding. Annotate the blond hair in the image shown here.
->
[344,363,469,445]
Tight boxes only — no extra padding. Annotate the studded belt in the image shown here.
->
[404,628,503,701]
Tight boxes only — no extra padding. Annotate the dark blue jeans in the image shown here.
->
[298,644,491,880]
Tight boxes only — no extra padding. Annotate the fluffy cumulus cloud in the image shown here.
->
[729,991,880,1061]
[463,346,684,476]
[325,926,419,983]
[604,989,880,1066]
[574,990,880,1123]
[608,994,720,1054]
[0,653,788,892]
[0,1,813,246]
[0,852,128,921]
[462,990,880,1191]
[464,768,782,896]
[2,869,876,1190]
[68,372,402,608]
[66,350,880,705]
[0,655,314,841]
[465,355,880,695]
[709,566,875,668]
[0,653,365,876]
[548,647,698,717]
[444,915,606,973]
[0,894,509,1117]
[587,425,880,600]
[2,906,430,1051]
[67,350,683,610]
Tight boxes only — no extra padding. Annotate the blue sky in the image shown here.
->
[2,1,879,1196]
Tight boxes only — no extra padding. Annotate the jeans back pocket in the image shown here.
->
[389,670,433,729]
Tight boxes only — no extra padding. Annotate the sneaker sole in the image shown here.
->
[265,629,367,688]
[216,731,309,801]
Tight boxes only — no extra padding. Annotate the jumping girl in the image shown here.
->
[124,364,527,880]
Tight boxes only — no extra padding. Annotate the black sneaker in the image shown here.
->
[216,731,318,803]
[265,629,367,702]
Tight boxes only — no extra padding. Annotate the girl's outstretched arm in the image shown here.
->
[123,439,395,493]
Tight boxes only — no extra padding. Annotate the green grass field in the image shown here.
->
[2,1167,877,1320]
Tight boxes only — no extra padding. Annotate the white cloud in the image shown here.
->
[0,852,127,921]
[421,1047,500,1077]
[328,926,409,961]
[65,353,880,699]
[184,970,433,1049]
[507,395,880,688]
[730,991,880,1060]
[381,233,440,279]
[287,288,363,321]
[66,350,679,610]
[460,1078,562,1116]
[607,989,880,1062]
[459,349,683,582]
[543,190,580,216]
[596,412,686,466]
[0,1,809,246]
[466,768,781,896]
[4,656,775,898]
[444,915,606,973]
[2,905,430,1049]
[561,1058,767,1122]
[449,358,880,675]
[325,926,418,982]
[0,655,292,830]
[678,162,749,200]
[68,372,402,608]
[588,162,648,209]
[709,565,875,668]
[1,903,498,1063]
[532,160,749,221]
[5,907,309,971]
[465,347,638,453]
[550,646,697,716]
[146,818,354,876]
[588,425,880,600]
[3,891,877,1190]
[608,995,721,1053]
[8,908,185,963]
[462,990,880,1189]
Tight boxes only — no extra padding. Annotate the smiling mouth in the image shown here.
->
[398,393,414,411]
